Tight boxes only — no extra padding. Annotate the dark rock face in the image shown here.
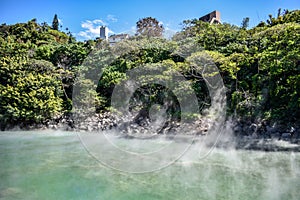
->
[232,119,300,148]
[1,112,118,132]
[2,111,300,151]
[281,132,292,140]
[55,112,118,132]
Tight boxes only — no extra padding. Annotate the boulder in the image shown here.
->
[281,132,291,140]
[270,132,281,139]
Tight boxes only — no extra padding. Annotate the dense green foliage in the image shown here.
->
[0,19,91,128]
[175,9,300,123]
[0,9,299,129]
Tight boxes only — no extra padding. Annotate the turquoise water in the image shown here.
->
[0,131,299,200]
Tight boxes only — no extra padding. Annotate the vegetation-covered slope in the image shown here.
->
[0,10,299,130]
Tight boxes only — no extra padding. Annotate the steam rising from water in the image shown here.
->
[53,37,300,198]
[74,38,227,173]
[0,131,299,200]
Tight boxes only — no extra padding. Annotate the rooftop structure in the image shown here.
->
[199,10,221,24]
[109,34,130,46]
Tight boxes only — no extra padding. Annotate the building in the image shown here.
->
[109,34,130,46]
[99,26,130,45]
[100,26,108,40]
[199,10,221,24]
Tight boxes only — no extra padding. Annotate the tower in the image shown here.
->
[100,26,108,40]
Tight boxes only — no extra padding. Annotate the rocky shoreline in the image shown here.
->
[1,112,300,151]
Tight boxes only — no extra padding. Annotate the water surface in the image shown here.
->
[0,131,299,200]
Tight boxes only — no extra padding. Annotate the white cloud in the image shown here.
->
[77,31,91,39]
[92,19,106,25]
[107,14,118,23]
[107,28,114,35]
[76,19,114,40]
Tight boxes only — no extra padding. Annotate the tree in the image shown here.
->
[52,14,59,30]
[136,17,164,37]
[241,17,250,29]
[0,56,63,128]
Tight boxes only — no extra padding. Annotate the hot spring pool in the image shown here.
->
[0,130,299,200]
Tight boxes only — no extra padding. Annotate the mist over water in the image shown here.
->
[0,130,299,200]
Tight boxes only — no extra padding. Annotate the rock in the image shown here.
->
[250,123,258,131]
[79,125,88,131]
[251,132,258,139]
[242,125,249,134]
[87,125,93,132]
[290,127,295,133]
[233,125,242,133]
[65,126,73,131]
[281,132,291,140]
[276,124,286,133]
[266,125,277,133]
[270,132,281,139]
[295,131,300,139]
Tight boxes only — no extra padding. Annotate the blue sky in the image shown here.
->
[0,0,299,40]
